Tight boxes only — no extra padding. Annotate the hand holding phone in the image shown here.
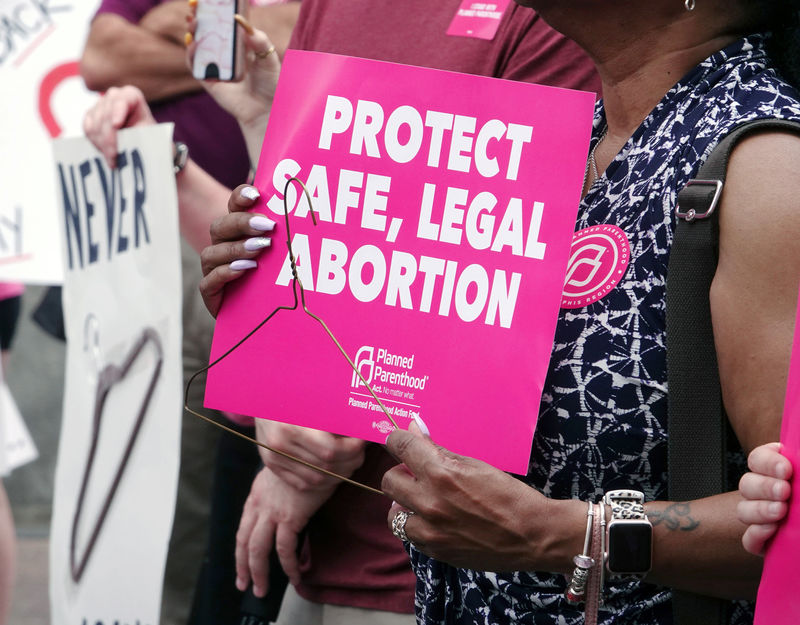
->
[192,0,246,81]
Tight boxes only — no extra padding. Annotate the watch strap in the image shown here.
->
[605,489,646,520]
[604,489,652,579]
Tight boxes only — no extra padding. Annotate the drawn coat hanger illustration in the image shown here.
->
[184,178,398,496]
[70,322,164,583]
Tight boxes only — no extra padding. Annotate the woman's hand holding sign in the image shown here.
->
[738,442,793,556]
[200,185,369,595]
[199,184,275,317]
[382,420,585,574]
[83,86,157,170]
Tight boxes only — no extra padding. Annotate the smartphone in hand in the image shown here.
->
[192,0,246,82]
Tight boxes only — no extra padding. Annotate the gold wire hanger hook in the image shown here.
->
[281,177,399,430]
[183,177,402,497]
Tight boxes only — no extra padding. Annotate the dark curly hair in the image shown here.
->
[766,2,800,87]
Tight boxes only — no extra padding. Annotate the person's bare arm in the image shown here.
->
[139,0,193,45]
[175,159,233,253]
[382,131,800,601]
[81,12,200,102]
[712,132,800,452]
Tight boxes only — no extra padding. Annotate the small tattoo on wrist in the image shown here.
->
[648,502,699,531]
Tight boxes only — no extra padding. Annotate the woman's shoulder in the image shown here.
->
[688,71,800,165]
[695,39,800,145]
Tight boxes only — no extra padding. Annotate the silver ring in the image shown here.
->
[391,510,414,542]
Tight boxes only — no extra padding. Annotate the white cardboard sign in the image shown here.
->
[0,0,100,284]
[49,124,182,625]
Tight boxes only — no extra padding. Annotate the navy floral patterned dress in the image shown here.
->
[410,35,800,625]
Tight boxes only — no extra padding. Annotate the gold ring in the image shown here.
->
[255,45,277,60]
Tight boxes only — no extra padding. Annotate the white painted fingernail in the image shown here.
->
[240,186,260,200]
[413,414,430,436]
[230,259,257,271]
[244,237,271,251]
[249,215,275,232]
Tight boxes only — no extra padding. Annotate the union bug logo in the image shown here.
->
[561,225,630,309]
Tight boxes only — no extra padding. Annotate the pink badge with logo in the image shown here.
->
[205,51,595,473]
[561,225,630,309]
[446,0,512,40]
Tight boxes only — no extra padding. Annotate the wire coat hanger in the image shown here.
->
[184,177,399,497]
[71,326,164,582]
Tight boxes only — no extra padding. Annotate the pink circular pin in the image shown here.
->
[561,225,631,309]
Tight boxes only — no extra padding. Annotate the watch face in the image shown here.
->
[607,521,652,574]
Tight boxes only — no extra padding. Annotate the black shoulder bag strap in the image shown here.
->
[667,118,800,625]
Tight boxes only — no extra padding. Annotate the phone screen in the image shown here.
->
[193,0,240,81]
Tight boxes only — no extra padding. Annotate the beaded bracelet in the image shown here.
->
[565,501,596,604]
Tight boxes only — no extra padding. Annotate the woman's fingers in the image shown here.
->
[184,16,198,69]
[234,494,258,592]
[747,442,792,481]
[247,514,275,598]
[199,248,262,317]
[198,185,276,317]
[737,498,788,525]
[228,183,261,212]
[234,14,278,61]
[83,85,156,169]
[738,470,792,503]
[201,218,274,275]
[200,230,272,272]
[209,185,274,244]
[741,523,779,556]
[274,522,301,587]
[737,443,793,556]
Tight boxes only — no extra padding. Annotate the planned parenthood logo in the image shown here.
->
[561,225,630,309]
[351,346,375,388]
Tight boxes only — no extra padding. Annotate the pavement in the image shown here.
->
[9,534,49,625]
[5,285,66,625]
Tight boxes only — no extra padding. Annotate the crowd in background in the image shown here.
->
[2,1,800,624]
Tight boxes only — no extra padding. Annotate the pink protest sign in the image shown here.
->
[205,50,595,473]
[446,0,512,40]
[755,288,800,624]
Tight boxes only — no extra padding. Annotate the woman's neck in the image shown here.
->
[536,3,750,172]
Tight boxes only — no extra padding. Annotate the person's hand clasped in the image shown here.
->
[236,466,331,596]
[234,420,366,597]
[737,442,794,556]
[198,185,276,317]
[382,419,557,573]
[256,419,367,492]
[82,86,157,169]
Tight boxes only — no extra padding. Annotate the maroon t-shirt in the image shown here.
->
[288,0,600,614]
[93,0,250,189]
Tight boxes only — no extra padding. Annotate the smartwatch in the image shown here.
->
[604,489,653,578]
